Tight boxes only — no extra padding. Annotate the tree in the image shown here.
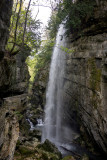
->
[6,0,41,56]
[47,0,96,36]
[10,0,23,54]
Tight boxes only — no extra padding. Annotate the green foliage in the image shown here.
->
[26,38,54,87]
[48,0,96,37]
[47,12,62,39]
[35,39,54,71]
[60,46,74,54]
[14,111,23,121]
[63,0,95,34]
[26,56,37,83]
[18,146,35,156]
[7,0,41,55]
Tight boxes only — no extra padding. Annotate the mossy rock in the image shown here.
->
[88,58,101,109]
[39,150,60,160]
[81,154,89,160]
[37,139,62,159]
[62,155,76,160]
[18,146,35,156]
[15,140,61,160]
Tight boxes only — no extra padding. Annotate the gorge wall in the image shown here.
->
[0,1,30,159]
[28,64,50,125]
[63,0,107,153]
[0,52,30,160]
[0,0,13,61]
[32,0,107,155]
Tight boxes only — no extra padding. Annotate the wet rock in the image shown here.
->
[26,105,44,128]
[64,32,107,153]
[29,130,42,140]
[37,139,62,159]
[62,155,76,160]
[0,94,29,160]
[14,139,61,160]
[0,0,13,60]
[81,154,89,160]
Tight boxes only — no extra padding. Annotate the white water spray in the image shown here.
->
[42,22,69,143]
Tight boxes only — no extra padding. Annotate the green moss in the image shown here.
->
[40,150,59,160]
[88,58,101,108]
[37,140,61,159]
[88,58,101,91]
[81,154,89,160]
[37,139,57,153]
[14,111,23,121]
[18,146,35,156]
[62,155,75,160]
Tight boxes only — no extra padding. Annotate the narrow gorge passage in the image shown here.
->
[0,0,107,160]
[42,22,81,155]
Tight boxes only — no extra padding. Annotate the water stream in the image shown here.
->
[41,22,77,146]
[27,22,106,159]
[41,23,106,160]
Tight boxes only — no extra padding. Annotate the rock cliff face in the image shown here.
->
[0,1,30,159]
[28,64,49,125]
[0,54,30,160]
[30,0,107,154]
[63,0,107,153]
[0,0,13,60]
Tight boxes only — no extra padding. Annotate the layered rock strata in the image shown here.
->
[64,33,107,153]
[0,53,30,160]
[62,0,107,153]
[0,0,13,60]
[28,64,50,124]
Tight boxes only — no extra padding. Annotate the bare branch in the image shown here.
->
[34,1,39,20]
[10,0,22,54]
[22,0,32,46]
[10,0,19,33]
[31,4,51,8]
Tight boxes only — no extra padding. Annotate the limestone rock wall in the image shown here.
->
[0,54,30,160]
[0,0,13,60]
[0,94,28,160]
[0,53,30,98]
[62,0,107,153]
[64,33,107,153]
[28,64,50,125]
[0,52,30,160]
[0,1,30,159]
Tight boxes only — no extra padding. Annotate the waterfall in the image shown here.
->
[42,22,70,143]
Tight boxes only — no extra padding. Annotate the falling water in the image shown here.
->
[42,22,71,144]
[41,22,106,160]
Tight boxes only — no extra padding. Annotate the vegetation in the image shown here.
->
[47,11,62,39]
[48,0,96,37]
[88,58,101,109]
[6,0,96,87]
[14,111,23,121]
[6,0,41,57]
[27,38,54,86]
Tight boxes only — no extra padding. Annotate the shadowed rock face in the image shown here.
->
[0,0,13,61]
[0,1,30,160]
[64,33,107,153]
[0,53,30,160]
[63,1,107,153]
[30,0,107,155]
[0,94,29,160]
